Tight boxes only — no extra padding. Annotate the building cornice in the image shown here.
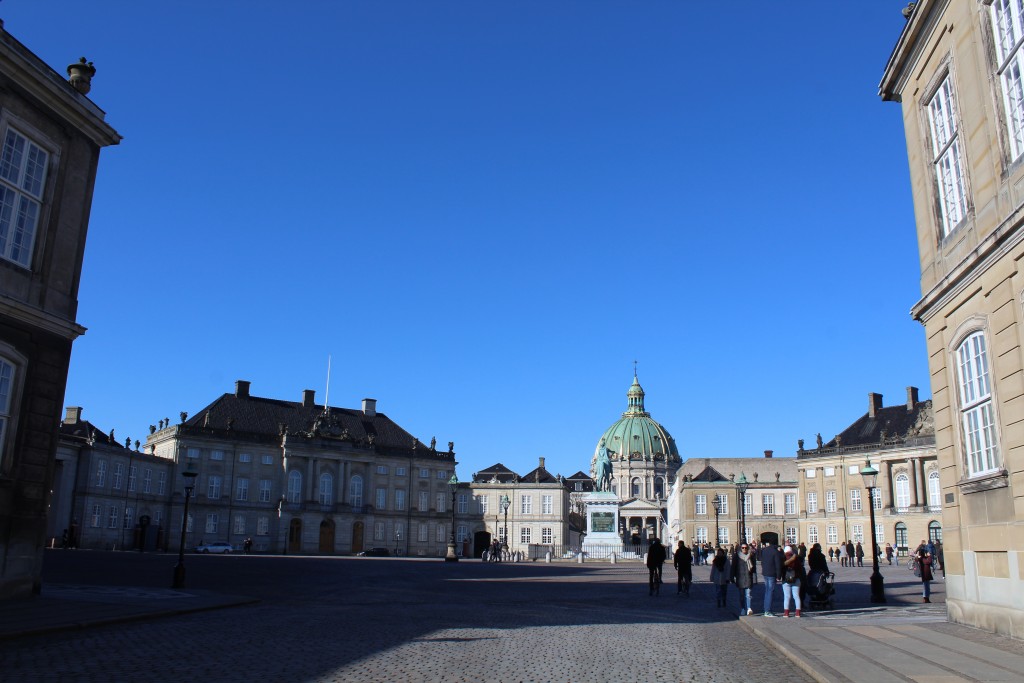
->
[0,297,85,340]
[879,0,951,102]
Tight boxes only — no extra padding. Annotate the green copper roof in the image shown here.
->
[590,375,679,475]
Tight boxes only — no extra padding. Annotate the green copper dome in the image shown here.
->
[591,375,680,477]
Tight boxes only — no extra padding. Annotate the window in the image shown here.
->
[852,525,864,543]
[349,475,363,507]
[875,523,885,543]
[437,470,448,480]
[112,463,123,490]
[420,468,429,478]
[695,494,707,515]
[157,471,167,496]
[785,527,797,544]
[478,495,488,515]
[261,454,274,465]
[927,75,968,235]
[872,487,882,510]
[718,527,729,545]
[696,527,708,543]
[207,475,222,499]
[0,126,49,267]
[95,461,107,487]
[808,525,819,544]
[542,527,552,544]
[784,494,796,515]
[744,527,752,543]
[848,465,860,475]
[107,505,118,528]
[743,494,752,516]
[287,470,302,503]
[154,509,162,526]
[143,468,152,494]
[717,494,728,515]
[205,513,218,534]
[418,491,428,511]
[237,452,251,463]
[90,504,101,527]
[374,522,385,541]
[457,493,468,514]
[992,0,1024,160]
[957,332,1000,476]
[827,525,838,545]
[395,522,404,543]
[654,477,665,498]
[457,525,468,543]
[236,478,249,501]
[928,471,941,508]
[376,488,386,510]
[436,524,446,543]
[395,489,406,511]
[259,479,272,503]
[806,492,817,514]
[128,465,137,493]
[123,506,133,529]
[520,527,532,544]
[895,473,911,511]
[187,447,200,460]
[319,473,333,506]
[257,516,269,536]
[374,464,386,475]
[498,525,506,542]
[436,492,446,514]
[542,495,552,515]
[805,469,816,479]
[824,467,835,477]
[396,466,406,476]
[929,520,943,543]
[418,523,428,543]
[825,490,837,513]
[211,450,225,461]
[520,495,532,514]
[233,515,245,534]
[850,489,862,513]
[761,494,774,515]
[631,478,641,496]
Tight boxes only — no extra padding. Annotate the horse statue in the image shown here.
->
[595,439,613,492]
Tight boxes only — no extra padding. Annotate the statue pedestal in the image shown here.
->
[582,492,621,558]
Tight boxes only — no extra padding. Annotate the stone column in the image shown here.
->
[306,458,315,502]
[886,461,895,508]
[907,458,918,507]
[914,458,926,508]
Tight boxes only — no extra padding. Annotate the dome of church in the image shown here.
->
[591,375,680,478]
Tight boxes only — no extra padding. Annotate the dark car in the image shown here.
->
[356,547,390,557]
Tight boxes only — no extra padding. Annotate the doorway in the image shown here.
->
[351,521,364,554]
[319,519,335,553]
[288,518,302,553]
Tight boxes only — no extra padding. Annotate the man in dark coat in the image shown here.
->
[647,538,667,596]
[759,539,784,616]
[673,540,692,596]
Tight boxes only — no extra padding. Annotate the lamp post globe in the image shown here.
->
[860,460,886,604]
[445,473,459,562]
[172,463,199,589]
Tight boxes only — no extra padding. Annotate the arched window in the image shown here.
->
[319,472,333,506]
[349,475,363,507]
[895,522,908,554]
[929,520,943,543]
[894,473,910,510]
[956,331,1000,476]
[654,477,665,498]
[287,470,302,503]
[631,478,641,497]
[928,471,941,508]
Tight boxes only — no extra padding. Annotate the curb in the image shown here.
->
[736,617,847,683]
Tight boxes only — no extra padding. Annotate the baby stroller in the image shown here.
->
[805,569,835,610]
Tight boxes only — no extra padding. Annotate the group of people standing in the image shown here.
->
[827,540,869,567]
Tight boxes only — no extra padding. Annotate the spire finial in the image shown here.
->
[633,359,638,377]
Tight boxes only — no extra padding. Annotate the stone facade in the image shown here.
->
[880,0,1024,637]
[0,25,119,598]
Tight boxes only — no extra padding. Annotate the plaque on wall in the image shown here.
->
[591,512,615,533]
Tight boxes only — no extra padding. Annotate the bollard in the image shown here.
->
[545,551,551,564]
[577,552,584,564]
[610,552,617,564]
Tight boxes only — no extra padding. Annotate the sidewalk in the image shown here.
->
[0,584,257,641]
[737,564,1024,683]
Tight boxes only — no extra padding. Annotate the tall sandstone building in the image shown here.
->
[0,25,120,598]
[880,0,1024,636]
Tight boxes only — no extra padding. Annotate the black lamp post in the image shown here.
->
[171,464,198,589]
[500,494,510,552]
[860,460,886,603]
[712,493,722,548]
[737,473,749,544]
[445,473,459,562]
[395,529,401,556]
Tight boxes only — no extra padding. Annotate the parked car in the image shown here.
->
[356,547,390,557]
[195,542,233,554]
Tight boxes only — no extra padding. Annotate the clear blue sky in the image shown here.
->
[4,2,926,480]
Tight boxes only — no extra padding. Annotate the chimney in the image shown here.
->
[302,389,315,408]
[235,380,251,398]
[868,392,883,418]
[362,398,377,417]
[764,449,773,458]
[907,386,919,412]
[64,406,83,424]
[539,457,546,470]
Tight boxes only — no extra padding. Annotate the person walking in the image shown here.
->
[917,547,934,602]
[781,545,804,618]
[885,543,894,565]
[828,546,835,563]
[710,547,732,608]
[732,542,755,616]
[674,540,693,596]
[855,541,865,567]
[647,538,666,596]
[760,539,783,616]
[837,543,847,567]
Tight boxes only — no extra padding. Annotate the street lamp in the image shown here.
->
[395,529,401,556]
[445,473,459,562]
[860,460,886,603]
[500,494,511,554]
[712,493,722,548]
[736,473,749,544]
[171,463,199,589]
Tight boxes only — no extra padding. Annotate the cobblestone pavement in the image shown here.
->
[0,552,813,683]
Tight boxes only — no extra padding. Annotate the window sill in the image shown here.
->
[957,469,1008,495]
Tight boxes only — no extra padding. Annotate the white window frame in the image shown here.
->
[112,463,123,490]
[956,331,1001,476]
[850,489,862,513]
[852,524,864,544]
[806,491,817,514]
[927,74,969,236]
[991,0,1024,160]
[261,454,274,465]
[695,527,708,543]
[142,468,152,494]
[436,492,446,514]
[718,526,729,545]
[761,494,774,515]
[96,461,107,488]
[808,525,819,545]
[237,452,250,463]
[319,473,334,506]
[210,450,225,461]
[826,525,838,545]
[90,504,101,528]
[520,494,532,515]
[257,516,269,536]
[521,527,532,544]
[541,495,553,515]
[236,478,249,501]
[418,491,428,512]
[784,494,796,515]
[743,493,752,516]
[0,123,51,268]
[259,479,272,503]
[695,494,707,516]
[207,475,222,499]
[478,494,488,514]
[825,490,837,513]
[895,473,911,510]
[287,470,302,503]
[349,475,363,507]
[785,527,797,544]
[128,465,137,493]
[718,494,728,516]
[376,487,387,510]
[395,489,406,511]
[457,493,468,514]
[541,527,552,544]
[205,513,218,534]
[418,522,428,543]
[872,487,882,510]
[233,514,245,534]
[928,471,942,508]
